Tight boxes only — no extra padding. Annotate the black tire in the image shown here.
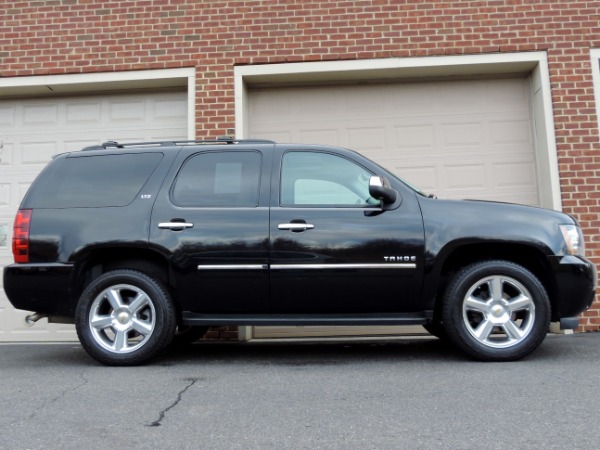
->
[171,326,209,347]
[75,269,177,366]
[441,260,550,362]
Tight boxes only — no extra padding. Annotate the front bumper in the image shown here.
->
[3,263,75,316]
[548,255,597,320]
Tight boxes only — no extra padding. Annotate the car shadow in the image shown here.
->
[157,334,592,367]
[9,334,589,368]
[158,337,468,367]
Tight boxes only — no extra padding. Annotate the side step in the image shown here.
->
[182,311,432,327]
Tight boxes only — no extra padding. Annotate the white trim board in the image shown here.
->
[591,49,600,143]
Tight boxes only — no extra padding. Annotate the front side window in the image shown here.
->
[281,151,376,206]
[172,151,261,207]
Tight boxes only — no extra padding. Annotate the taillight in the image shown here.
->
[12,209,32,264]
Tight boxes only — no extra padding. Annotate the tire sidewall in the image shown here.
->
[442,261,550,361]
[75,270,176,366]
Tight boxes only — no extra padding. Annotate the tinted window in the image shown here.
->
[281,151,374,206]
[172,151,261,207]
[27,152,163,208]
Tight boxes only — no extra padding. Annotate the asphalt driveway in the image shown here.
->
[1,333,599,449]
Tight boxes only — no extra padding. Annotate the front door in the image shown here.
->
[270,149,424,313]
[150,148,271,313]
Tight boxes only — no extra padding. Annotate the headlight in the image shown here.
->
[560,224,585,256]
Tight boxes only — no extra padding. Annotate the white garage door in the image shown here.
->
[0,90,187,341]
[247,77,537,339]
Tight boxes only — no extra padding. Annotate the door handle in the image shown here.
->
[278,223,314,231]
[158,222,194,230]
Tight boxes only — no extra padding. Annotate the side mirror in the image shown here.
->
[369,176,398,205]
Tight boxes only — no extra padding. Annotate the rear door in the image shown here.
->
[150,146,271,313]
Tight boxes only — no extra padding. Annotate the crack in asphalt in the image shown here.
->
[9,371,90,426]
[147,378,199,427]
[28,371,89,421]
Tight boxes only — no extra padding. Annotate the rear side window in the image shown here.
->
[171,151,261,207]
[26,153,163,208]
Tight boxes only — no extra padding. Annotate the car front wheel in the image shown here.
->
[442,261,550,361]
[75,270,177,365]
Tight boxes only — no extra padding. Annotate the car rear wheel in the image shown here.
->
[76,270,177,365]
[442,260,550,361]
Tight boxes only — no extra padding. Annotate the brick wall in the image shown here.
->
[2,0,600,329]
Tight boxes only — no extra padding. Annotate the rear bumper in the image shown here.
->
[548,255,597,320]
[3,263,75,316]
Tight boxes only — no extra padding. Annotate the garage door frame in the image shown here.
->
[591,48,600,138]
[234,51,561,341]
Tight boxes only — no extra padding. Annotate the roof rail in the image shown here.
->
[81,137,275,151]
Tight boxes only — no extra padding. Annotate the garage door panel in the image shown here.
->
[108,98,148,122]
[23,103,60,127]
[0,309,75,341]
[64,139,105,151]
[153,97,188,119]
[0,141,14,165]
[397,166,438,192]
[398,156,537,201]
[444,163,488,190]
[486,78,532,110]
[385,84,435,114]
[438,82,486,113]
[0,105,16,125]
[294,89,345,118]
[250,92,291,117]
[65,101,102,124]
[0,183,9,208]
[346,86,390,114]
[0,224,7,247]
[21,141,59,165]
[493,160,538,189]
[394,124,435,150]
[441,121,484,148]
[346,126,387,150]
[0,90,187,342]
[299,128,340,145]
[490,118,533,146]
[260,130,293,143]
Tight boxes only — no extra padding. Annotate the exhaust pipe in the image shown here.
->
[25,313,47,327]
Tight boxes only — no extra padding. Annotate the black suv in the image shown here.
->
[3,138,597,365]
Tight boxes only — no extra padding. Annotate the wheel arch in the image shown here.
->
[72,247,175,308]
[430,242,558,320]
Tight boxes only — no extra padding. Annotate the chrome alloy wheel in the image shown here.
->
[462,275,535,349]
[88,283,156,354]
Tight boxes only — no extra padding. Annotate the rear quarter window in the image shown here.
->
[25,152,163,208]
